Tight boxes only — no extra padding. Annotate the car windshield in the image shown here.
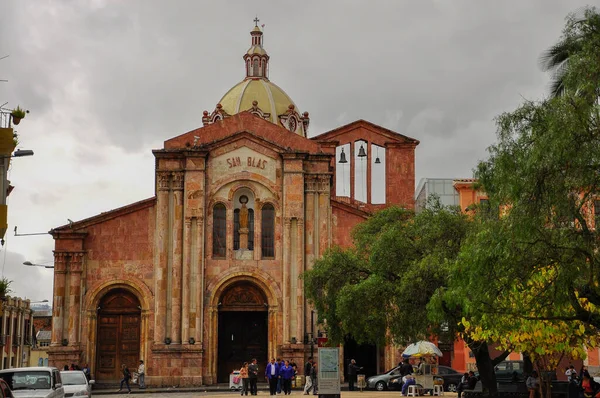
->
[0,371,52,391]
[60,373,86,386]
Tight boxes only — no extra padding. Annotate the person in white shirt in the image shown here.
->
[137,360,146,389]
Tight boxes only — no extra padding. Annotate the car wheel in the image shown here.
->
[375,381,386,391]
[447,383,457,392]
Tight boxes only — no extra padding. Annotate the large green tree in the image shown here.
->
[303,202,509,394]
[448,5,600,376]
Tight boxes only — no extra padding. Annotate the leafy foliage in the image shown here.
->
[303,202,471,346]
[450,6,600,368]
[539,7,600,97]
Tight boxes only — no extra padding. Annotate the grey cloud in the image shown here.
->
[0,0,593,299]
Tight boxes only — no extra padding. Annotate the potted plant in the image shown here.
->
[10,106,26,125]
[0,277,13,299]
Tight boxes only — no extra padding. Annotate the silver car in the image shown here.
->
[366,366,402,391]
[0,367,64,398]
[59,372,93,398]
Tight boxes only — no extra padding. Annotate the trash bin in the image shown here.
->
[229,370,242,391]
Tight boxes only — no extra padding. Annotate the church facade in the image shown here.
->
[47,23,418,385]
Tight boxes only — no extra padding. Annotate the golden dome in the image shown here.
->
[218,79,298,124]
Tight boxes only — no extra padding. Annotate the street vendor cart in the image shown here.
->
[402,341,444,394]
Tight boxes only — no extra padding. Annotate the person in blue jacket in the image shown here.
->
[265,358,280,396]
[280,360,295,395]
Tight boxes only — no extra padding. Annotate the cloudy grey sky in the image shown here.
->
[0,0,590,301]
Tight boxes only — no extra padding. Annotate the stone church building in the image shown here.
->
[47,23,419,385]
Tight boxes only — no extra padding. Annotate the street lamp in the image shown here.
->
[23,261,54,269]
[12,149,33,157]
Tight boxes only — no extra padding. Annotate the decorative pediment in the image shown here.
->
[247,100,271,121]
[278,104,309,136]
[202,103,231,126]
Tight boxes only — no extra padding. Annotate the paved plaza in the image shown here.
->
[105,391,458,398]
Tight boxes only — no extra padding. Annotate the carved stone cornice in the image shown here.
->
[305,174,331,193]
[172,171,184,191]
[157,171,185,191]
[157,171,171,191]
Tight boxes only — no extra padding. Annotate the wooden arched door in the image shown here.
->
[217,282,268,382]
[96,289,141,382]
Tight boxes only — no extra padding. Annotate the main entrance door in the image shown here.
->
[217,282,268,383]
[96,289,141,382]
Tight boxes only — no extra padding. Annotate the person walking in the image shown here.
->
[117,364,132,393]
[303,357,314,395]
[276,358,284,394]
[347,359,362,391]
[239,362,249,396]
[280,360,294,395]
[137,360,146,389]
[310,363,318,396]
[265,358,280,396]
[248,358,259,396]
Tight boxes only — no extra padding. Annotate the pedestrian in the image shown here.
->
[310,363,318,396]
[63,365,69,371]
[347,359,362,391]
[280,360,294,395]
[117,364,132,393]
[526,371,540,398]
[265,358,280,396]
[239,362,249,396]
[303,356,314,395]
[248,358,259,396]
[69,363,76,371]
[82,364,91,381]
[276,358,284,394]
[137,360,146,389]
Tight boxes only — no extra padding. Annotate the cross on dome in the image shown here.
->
[203,22,310,136]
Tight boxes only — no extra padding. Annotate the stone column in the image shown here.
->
[51,253,68,346]
[15,307,22,367]
[154,172,170,344]
[282,217,292,343]
[295,218,305,343]
[317,175,331,257]
[68,253,83,345]
[195,217,204,344]
[7,307,14,367]
[170,171,184,344]
[182,218,191,344]
[1,306,7,368]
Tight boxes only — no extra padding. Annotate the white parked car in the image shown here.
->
[59,371,93,398]
[0,367,64,398]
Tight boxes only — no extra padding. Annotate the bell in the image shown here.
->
[339,148,348,164]
[358,144,367,158]
[375,157,381,164]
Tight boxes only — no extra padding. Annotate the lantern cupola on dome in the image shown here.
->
[202,18,310,137]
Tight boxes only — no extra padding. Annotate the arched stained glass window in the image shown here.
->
[261,204,275,258]
[212,204,227,257]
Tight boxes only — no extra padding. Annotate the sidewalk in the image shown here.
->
[94,383,358,395]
